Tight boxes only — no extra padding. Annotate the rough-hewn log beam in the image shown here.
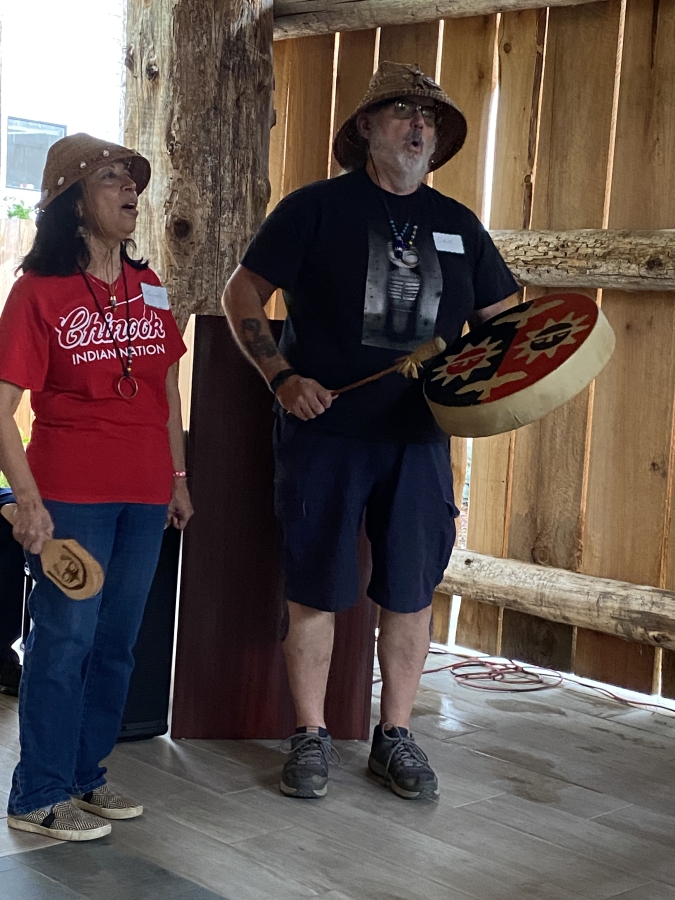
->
[125,1,274,329]
[439,550,675,651]
[492,229,675,290]
[273,0,605,39]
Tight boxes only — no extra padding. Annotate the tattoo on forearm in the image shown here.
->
[240,318,279,360]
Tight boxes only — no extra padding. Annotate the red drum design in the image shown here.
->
[424,293,615,438]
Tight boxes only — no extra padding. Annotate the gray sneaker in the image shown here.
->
[72,783,143,819]
[280,731,339,798]
[368,724,440,800]
[8,799,111,841]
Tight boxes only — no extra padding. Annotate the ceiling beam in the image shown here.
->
[273,0,605,40]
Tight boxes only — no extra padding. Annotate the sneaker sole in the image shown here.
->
[7,816,111,841]
[279,779,328,799]
[71,797,143,819]
[367,758,440,800]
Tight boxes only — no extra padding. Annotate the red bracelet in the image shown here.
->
[172,470,188,478]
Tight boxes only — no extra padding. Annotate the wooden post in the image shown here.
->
[125,0,274,330]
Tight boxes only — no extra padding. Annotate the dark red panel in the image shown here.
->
[172,316,376,740]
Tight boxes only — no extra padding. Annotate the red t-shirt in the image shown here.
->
[0,263,186,503]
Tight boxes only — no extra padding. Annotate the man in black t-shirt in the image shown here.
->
[223,61,518,802]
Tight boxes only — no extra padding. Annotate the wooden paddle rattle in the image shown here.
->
[0,503,104,600]
[332,336,447,396]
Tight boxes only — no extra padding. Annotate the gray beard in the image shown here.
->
[369,127,436,190]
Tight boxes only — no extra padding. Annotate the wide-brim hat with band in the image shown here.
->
[39,133,151,210]
[333,61,468,173]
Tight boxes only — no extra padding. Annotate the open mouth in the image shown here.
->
[121,201,138,212]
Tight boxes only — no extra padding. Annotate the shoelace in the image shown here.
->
[280,733,341,768]
[380,727,431,775]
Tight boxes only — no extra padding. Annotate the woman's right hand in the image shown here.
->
[12,501,54,554]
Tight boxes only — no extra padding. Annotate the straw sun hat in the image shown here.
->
[333,61,468,173]
[39,133,151,210]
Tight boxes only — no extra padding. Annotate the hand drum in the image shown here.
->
[424,293,615,438]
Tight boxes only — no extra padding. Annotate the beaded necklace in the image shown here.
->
[369,158,421,268]
[79,254,138,398]
[387,213,419,267]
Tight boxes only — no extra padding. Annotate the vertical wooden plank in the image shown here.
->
[265,34,334,319]
[508,3,620,564]
[581,0,675,693]
[430,16,500,653]
[331,29,378,176]
[178,314,195,429]
[490,11,547,233]
[456,599,500,655]
[431,590,451,644]
[378,22,440,74]
[458,12,544,653]
[265,40,293,320]
[501,611,573,670]
[268,39,292,213]
[434,16,496,215]
[283,34,335,195]
[503,3,622,670]
[583,294,675,584]
[450,434,467,509]
[574,631,655,694]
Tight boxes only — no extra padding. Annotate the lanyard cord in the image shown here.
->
[79,253,133,379]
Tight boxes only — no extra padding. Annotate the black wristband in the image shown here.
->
[269,368,298,394]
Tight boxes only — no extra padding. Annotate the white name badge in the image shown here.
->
[141,283,170,310]
[433,232,465,254]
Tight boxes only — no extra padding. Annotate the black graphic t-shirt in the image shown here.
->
[242,168,519,442]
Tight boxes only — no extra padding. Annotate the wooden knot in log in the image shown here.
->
[171,218,192,240]
[146,58,160,82]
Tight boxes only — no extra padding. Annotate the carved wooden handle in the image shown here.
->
[0,503,16,524]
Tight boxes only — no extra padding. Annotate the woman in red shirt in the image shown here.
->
[0,133,193,841]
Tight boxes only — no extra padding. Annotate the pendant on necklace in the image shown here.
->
[116,373,139,399]
[110,295,117,310]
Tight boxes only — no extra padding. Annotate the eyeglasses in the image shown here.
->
[389,98,439,125]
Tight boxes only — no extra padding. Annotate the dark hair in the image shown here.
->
[20,181,149,276]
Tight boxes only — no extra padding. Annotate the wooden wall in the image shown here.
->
[0,218,36,440]
[268,0,675,696]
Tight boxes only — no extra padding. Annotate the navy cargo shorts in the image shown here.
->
[273,414,459,614]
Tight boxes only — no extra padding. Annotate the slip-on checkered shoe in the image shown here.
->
[8,799,111,841]
[72,783,143,819]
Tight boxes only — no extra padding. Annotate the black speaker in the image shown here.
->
[118,525,181,742]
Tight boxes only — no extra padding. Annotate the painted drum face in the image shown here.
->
[424,293,598,408]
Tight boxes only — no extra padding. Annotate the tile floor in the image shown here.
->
[1,656,675,899]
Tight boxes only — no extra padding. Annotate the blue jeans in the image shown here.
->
[8,501,167,815]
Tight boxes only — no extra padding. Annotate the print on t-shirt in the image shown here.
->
[362,215,442,352]
[56,290,167,368]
